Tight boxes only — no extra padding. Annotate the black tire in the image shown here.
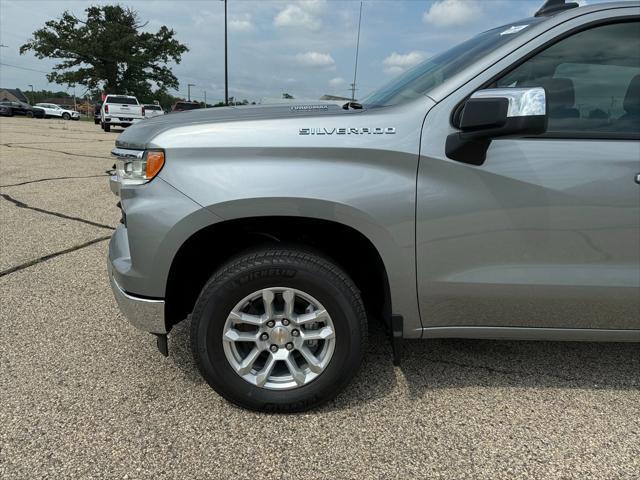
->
[103,123,110,132]
[26,111,34,118]
[62,112,71,120]
[94,117,100,125]
[191,247,367,412]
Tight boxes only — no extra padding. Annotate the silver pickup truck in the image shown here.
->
[108,0,640,412]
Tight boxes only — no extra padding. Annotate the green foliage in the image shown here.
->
[20,5,188,100]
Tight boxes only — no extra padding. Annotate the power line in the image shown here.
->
[0,62,50,74]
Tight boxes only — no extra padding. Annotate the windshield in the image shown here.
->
[362,19,543,108]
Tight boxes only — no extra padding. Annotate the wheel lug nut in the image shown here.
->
[266,320,275,328]
[260,333,269,341]
[291,329,299,337]
[282,319,290,326]
[285,342,294,351]
[270,345,278,353]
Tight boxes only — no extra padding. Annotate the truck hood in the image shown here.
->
[115,103,362,149]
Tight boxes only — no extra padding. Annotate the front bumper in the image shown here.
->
[108,260,166,334]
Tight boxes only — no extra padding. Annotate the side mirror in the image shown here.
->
[445,87,547,165]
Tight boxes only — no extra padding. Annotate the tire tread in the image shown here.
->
[190,246,367,412]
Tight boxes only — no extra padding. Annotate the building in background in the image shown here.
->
[0,88,29,103]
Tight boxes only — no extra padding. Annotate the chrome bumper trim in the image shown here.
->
[108,262,166,334]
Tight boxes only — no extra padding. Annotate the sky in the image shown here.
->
[0,0,614,103]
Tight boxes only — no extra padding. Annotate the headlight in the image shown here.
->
[111,149,165,185]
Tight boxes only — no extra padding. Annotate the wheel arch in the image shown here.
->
[164,215,394,334]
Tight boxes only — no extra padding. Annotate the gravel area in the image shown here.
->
[0,117,638,479]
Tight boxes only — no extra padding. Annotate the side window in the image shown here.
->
[496,21,640,135]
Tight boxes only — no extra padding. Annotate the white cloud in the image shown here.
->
[329,77,345,87]
[383,51,427,75]
[274,1,327,30]
[295,51,335,68]
[423,0,480,27]
[228,15,254,32]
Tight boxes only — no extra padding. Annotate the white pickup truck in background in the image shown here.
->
[142,104,165,118]
[100,95,144,132]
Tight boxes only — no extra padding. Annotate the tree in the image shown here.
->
[20,5,188,100]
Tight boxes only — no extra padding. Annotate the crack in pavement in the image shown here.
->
[0,174,108,188]
[1,140,113,145]
[0,192,115,230]
[368,349,638,388]
[426,357,639,389]
[0,130,114,141]
[3,143,109,159]
[0,235,111,277]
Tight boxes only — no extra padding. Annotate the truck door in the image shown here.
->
[416,20,640,331]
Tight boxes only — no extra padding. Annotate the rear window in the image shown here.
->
[106,96,138,105]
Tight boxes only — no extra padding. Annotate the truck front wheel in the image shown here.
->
[190,247,367,412]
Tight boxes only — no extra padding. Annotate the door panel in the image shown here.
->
[417,131,640,329]
[416,18,640,330]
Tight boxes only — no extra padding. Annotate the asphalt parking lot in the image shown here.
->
[0,117,638,479]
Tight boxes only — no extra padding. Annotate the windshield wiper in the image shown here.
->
[342,101,364,110]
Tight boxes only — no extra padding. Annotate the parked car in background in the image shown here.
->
[143,104,165,119]
[0,101,45,118]
[35,103,80,120]
[171,101,201,112]
[100,94,144,132]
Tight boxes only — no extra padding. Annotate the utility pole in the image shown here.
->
[204,90,207,107]
[28,84,34,104]
[187,83,195,101]
[224,0,229,105]
[351,1,363,102]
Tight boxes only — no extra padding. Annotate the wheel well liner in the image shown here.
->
[164,216,392,332]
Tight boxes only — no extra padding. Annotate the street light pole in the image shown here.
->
[187,83,195,101]
[204,90,207,106]
[224,0,229,106]
[28,84,34,104]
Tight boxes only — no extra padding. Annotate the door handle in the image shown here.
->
[636,173,640,185]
